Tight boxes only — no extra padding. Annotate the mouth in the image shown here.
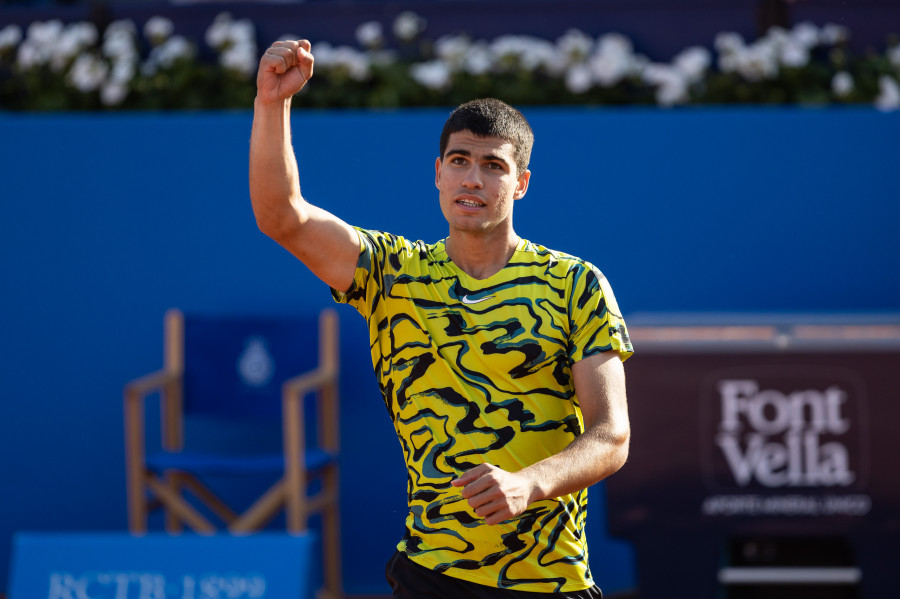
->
[455,196,485,208]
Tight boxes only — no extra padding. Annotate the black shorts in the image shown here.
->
[385,551,603,599]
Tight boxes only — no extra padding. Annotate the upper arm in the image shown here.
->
[268,199,361,293]
[571,351,630,443]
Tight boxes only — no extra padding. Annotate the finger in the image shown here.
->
[262,46,296,74]
[272,39,300,51]
[297,44,314,79]
[484,511,511,526]
[459,475,496,500]
[473,499,510,524]
[451,464,490,487]
[297,39,312,52]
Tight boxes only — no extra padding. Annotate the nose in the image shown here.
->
[462,164,483,189]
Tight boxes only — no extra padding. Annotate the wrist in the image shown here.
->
[254,95,291,111]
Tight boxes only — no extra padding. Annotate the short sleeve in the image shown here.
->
[568,263,633,364]
[331,228,408,320]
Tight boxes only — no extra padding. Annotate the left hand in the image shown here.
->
[451,463,538,525]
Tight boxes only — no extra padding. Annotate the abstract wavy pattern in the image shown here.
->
[333,228,632,592]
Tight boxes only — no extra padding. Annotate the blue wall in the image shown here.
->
[1,107,898,595]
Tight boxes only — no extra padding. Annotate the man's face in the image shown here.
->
[435,131,530,238]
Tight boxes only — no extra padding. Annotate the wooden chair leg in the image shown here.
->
[229,479,288,533]
[323,502,343,598]
[146,476,216,533]
[124,391,147,534]
[164,471,185,533]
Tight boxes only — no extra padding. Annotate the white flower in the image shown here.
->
[103,31,138,63]
[463,42,492,76]
[831,71,854,97]
[718,53,738,74]
[490,35,532,71]
[790,22,820,49]
[205,13,233,50]
[556,29,593,65]
[410,60,450,90]
[52,22,98,72]
[27,20,63,46]
[143,35,194,74]
[104,20,139,64]
[229,19,255,46]
[101,82,128,106]
[0,24,23,52]
[144,16,174,44]
[355,21,383,50]
[643,63,689,106]
[588,34,639,88]
[565,63,593,94]
[762,26,790,51]
[312,43,370,80]
[487,34,562,73]
[874,75,900,111]
[820,23,850,45]
[597,33,633,58]
[434,34,471,70]
[338,47,370,81]
[159,35,194,66]
[520,38,563,74]
[393,11,425,42]
[67,53,108,92]
[735,44,779,81]
[109,58,135,85]
[674,46,711,84]
[780,39,809,68]
[221,41,257,78]
[17,21,62,68]
[714,32,745,56]
[16,42,45,69]
[888,45,900,69]
[105,19,136,38]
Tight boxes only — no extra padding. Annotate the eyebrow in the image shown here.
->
[445,148,510,166]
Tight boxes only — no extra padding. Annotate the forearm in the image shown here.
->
[520,422,630,504]
[249,96,303,239]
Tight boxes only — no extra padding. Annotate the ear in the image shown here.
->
[434,157,442,189]
[513,169,531,200]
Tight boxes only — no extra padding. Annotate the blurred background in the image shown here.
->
[1,0,899,598]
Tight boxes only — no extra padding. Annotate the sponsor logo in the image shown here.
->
[460,294,495,305]
[699,366,870,517]
[237,337,274,388]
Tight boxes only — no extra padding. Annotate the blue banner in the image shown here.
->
[9,533,316,599]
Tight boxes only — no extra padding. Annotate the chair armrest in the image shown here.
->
[282,367,337,399]
[124,369,180,398]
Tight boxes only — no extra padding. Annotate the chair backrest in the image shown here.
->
[169,310,326,421]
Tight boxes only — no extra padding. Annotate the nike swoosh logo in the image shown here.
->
[461,294,495,305]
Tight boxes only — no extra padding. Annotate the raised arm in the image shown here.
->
[453,351,630,525]
[250,39,360,293]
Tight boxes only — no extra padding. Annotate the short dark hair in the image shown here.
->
[439,98,534,176]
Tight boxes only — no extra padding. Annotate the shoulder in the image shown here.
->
[355,227,438,263]
[519,239,601,280]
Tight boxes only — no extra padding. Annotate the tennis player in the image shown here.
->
[250,39,633,599]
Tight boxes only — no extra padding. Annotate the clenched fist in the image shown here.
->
[256,40,314,105]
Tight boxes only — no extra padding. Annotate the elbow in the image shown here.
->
[255,212,283,241]
[606,424,631,476]
[252,198,304,244]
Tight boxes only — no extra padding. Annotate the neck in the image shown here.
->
[445,231,520,280]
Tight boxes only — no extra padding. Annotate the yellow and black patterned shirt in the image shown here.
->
[333,228,633,592]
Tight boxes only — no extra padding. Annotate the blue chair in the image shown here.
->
[123,308,342,599]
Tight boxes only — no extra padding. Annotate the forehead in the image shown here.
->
[443,131,515,162]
